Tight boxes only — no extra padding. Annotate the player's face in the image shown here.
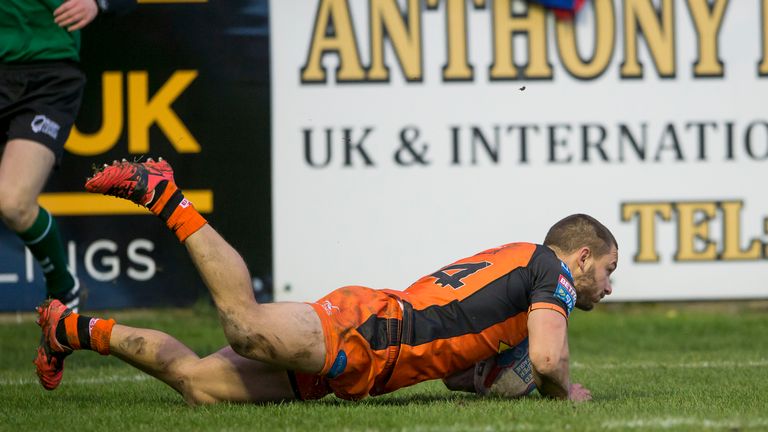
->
[574,246,618,311]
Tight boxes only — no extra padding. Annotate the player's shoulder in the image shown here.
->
[471,242,540,259]
[527,244,574,281]
[527,245,577,317]
[466,242,572,279]
[527,244,557,267]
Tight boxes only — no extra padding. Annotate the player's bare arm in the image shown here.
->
[527,308,584,400]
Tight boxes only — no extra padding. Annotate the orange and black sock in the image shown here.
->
[55,312,116,355]
[146,181,207,242]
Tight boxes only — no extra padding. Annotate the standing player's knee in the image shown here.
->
[0,189,36,231]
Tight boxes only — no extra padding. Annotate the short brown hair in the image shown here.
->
[543,214,617,257]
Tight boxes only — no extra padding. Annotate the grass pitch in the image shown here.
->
[1,301,767,431]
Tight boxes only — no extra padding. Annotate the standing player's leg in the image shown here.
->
[35,299,297,403]
[0,139,82,310]
[85,159,326,373]
[0,63,86,311]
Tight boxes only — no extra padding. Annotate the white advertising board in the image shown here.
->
[271,0,768,302]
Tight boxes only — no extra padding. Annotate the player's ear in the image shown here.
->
[577,247,591,272]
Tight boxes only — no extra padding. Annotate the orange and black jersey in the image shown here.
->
[374,242,577,394]
[296,242,578,400]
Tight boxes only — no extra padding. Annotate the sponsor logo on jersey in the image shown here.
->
[555,274,576,315]
[30,115,60,140]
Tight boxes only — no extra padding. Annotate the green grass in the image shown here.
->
[1,302,767,431]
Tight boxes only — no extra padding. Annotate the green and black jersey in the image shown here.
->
[0,0,80,63]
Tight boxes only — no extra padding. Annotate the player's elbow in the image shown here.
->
[529,349,567,378]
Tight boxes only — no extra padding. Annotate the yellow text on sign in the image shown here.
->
[65,70,200,156]
[39,191,213,216]
[622,200,764,263]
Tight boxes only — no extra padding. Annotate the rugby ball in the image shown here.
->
[474,338,537,398]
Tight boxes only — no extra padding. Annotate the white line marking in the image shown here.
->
[572,359,768,370]
[602,418,768,429]
[0,374,150,386]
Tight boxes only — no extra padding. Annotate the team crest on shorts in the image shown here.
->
[30,115,60,140]
[555,274,576,315]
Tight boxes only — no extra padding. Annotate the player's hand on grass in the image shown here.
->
[54,0,98,32]
[568,383,592,402]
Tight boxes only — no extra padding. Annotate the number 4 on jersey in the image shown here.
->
[430,262,491,289]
